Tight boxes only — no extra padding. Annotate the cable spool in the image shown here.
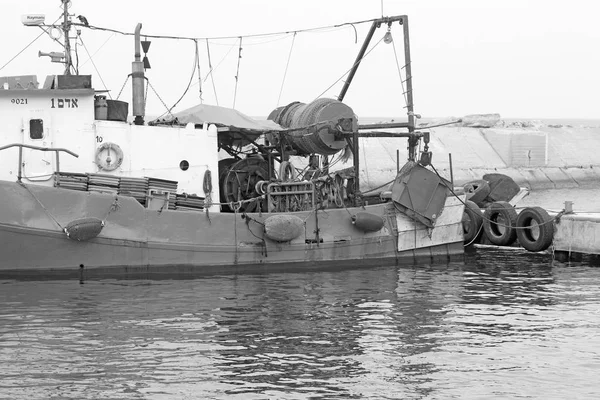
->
[220,157,273,213]
[268,98,357,156]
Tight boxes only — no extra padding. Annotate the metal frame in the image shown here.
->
[0,143,79,183]
[266,181,316,213]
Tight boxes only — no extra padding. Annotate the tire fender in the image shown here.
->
[516,206,554,252]
[463,180,491,207]
[463,200,483,245]
[483,201,518,246]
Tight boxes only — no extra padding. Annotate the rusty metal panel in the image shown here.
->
[391,164,450,228]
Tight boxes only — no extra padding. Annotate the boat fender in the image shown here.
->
[264,214,304,242]
[351,212,385,233]
[64,217,104,241]
[203,169,213,194]
[482,201,518,246]
[516,206,554,252]
[95,142,124,171]
[463,200,484,245]
[463,180,491,207]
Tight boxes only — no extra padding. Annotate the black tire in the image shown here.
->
[483,201,518,246]
[463,180,491,207]
[516,207,554,252]
[463,200,484,245]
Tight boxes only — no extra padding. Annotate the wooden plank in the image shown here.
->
[396,195,465,251]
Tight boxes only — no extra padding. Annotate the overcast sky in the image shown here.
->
[1,0,598,120]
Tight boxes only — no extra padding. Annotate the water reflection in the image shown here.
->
[1,249,600,399]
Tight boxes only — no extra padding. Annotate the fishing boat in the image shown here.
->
[0,2,466,279]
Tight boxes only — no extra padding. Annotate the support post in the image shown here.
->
[353,129,360,206]
[402,16,417,161]
[61,0,72,75]
[449,153,454,187]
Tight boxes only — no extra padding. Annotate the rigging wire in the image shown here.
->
[232,37,243,109]
[79,32,116,68]
[314,35,385,100]
[0,15,62,72]
[205,39,219,106]
[391,31,408,109]
[276,31,297,107]
[200,41,237,84]
[73,17,376,42]
[195,39,203,103]
[80,37,112,98]
[154,40,200,120]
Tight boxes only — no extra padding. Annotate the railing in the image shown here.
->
[0,143,79,183]
[267,181,316,213]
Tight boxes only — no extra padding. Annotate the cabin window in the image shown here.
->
[29,119,44,140]
[179,160,190,171]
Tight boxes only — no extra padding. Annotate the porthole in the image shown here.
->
[180,160,189,171]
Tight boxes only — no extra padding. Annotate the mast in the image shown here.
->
[60,0,73,75]
[402,16,418,161]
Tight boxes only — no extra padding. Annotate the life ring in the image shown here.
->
[483,201,518,246]
[463,179,491,207]
[95,142,124,171]
[462,200,483,245]
[279,161,296,182]
[516,207,554,252]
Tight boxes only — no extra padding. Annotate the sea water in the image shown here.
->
[1,248,599,399]
[2,157,600,399]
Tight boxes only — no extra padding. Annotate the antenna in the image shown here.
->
[60,0,73,75]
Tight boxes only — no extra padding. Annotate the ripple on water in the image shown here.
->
[1,251,600,399]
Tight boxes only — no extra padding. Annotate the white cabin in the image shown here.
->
[0,75,220,212]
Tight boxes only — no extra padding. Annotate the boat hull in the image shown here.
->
[0,180,465,279]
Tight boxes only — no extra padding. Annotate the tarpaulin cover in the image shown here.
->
[171,104,282,131]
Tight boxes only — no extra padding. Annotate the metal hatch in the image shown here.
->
[391,163,451,228]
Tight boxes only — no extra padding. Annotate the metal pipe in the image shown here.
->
[0,143,79,158]
[353,128,360,205]
[338,16,405,102]
[132,23,145,125]
[402,16,417,161]
[449,153,454,187]
[337,21,378,102]
[339,131,424,138]
[358,122,410,130]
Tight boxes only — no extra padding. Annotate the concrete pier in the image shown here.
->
[355,120,600,192]
[553,212,600,257]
